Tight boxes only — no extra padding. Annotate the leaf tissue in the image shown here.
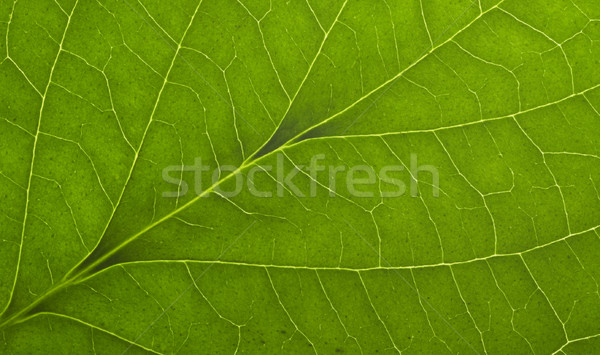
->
[1,0,600,353]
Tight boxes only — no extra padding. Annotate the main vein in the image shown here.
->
[1,0,522,330]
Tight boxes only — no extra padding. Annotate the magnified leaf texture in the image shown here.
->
[1,0,600,354]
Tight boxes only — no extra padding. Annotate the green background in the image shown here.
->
[1,0,600,353]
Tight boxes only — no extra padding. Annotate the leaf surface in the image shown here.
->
[1,0,600,353]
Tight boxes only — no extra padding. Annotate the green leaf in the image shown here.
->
[1,0,600,353]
